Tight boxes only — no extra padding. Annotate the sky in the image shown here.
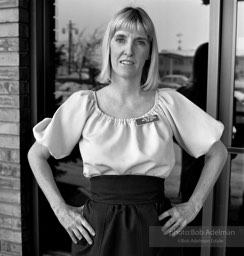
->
[55,0,244,52]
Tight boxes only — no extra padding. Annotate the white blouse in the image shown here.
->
[33,88,224,179]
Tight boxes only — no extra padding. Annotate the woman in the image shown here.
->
[28,6,227,256]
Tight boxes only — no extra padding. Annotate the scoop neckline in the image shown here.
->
[93,89,159,122]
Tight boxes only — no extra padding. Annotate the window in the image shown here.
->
[38,1,210,255]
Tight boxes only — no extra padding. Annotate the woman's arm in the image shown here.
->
[28,142,95,244]
[160,140,228,236]
[188,140,228,210]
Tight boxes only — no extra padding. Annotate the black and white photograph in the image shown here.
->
[0,0,244,256]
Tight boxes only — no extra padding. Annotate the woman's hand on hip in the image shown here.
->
[53,203,95,244]
[159,201,201,237]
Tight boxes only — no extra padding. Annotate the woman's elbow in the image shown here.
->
[217,140,228,160]
[206,140,228,162]
[28,142,50,163]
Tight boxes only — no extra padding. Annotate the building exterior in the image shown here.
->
[159,49,244,81]
[159,49,194,79]
[0,0,32,255]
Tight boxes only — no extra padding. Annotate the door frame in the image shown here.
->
[201,1,243,256]
[200,1,222,255]
[30,0,55,255]
[30,1,242,255]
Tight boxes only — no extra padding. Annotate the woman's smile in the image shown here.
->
[120,60,134,65]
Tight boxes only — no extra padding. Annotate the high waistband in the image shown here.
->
[89,175,165,204]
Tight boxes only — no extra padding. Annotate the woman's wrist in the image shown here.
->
[50,198,67,215]
[188,199,203,213]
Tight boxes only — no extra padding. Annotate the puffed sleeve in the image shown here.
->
[158,88,224,158]
[33,90,94,159]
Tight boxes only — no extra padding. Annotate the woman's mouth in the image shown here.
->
[120,60,134,65]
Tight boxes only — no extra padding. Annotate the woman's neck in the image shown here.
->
[109,76,142,99]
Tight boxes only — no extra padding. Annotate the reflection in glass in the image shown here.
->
[227,2,244,255]
[233,1,244,148]
[226,153,244,255]
[228,154,244,226]
[40,0,210,254]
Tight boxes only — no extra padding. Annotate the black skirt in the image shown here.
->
[71,175,177,256]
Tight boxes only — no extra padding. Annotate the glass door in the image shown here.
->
[226,1,244,255]
[211,1,244,256]
[32,1,244,255]
[35,0,212,255]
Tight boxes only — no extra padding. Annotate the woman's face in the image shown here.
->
[110,28,150,81]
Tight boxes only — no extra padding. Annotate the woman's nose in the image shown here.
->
[124,42,133,56]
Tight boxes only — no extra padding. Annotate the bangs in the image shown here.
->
[111,10,152,41]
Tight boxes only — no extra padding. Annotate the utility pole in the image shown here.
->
[176,33,183,51]
[62,20,78,74]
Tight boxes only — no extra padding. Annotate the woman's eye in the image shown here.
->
[137,40,146,46]
[116,38,125,43]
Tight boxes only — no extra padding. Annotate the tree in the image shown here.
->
[73,27,103,81]
[55,44,66,75]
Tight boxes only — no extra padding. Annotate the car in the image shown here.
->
[159,74,189,90]
[235,79,244,93]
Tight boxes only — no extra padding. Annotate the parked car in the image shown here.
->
[159,74,189,90]
[235,79,244,93]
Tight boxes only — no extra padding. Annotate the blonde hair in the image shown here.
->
[97,6,160,90]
